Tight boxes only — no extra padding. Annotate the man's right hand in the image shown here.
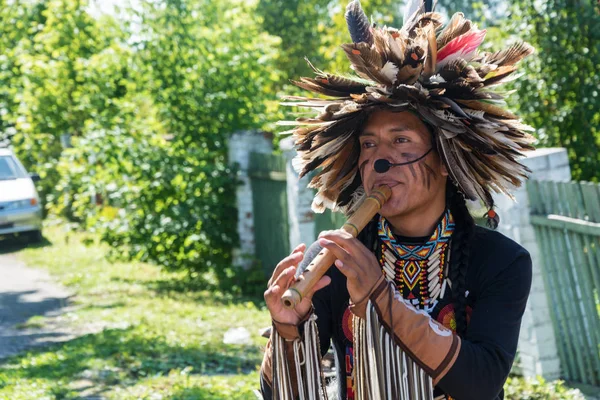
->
[264,243,331,325]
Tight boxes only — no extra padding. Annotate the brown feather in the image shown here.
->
[291,79,356,97]
[422,24,438,78]
[386,29,407,66]
[483,42,535,66]
[438,58,468,82]
[372,28,391,63]
[408,12,445,33]
[436,13,472,49]
[342,43,387,84]
[437,135,478,199]
[455,99,518,119]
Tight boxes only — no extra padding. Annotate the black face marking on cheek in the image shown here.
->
[422,161,436,190]
[418,162,429,189]
[400,152,419,161]
[407,163,417,179]
[408,157,436,190]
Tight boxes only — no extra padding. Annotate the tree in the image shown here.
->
[508,0,600,181]
[134,0,281,150]
[60,0,283,283]
[0,0,46,145]
[1,0,134,205]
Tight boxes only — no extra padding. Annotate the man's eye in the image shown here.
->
[361,142,375,148]
[395,137,409,143]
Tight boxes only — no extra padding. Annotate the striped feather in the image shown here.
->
[436,13,472,49]
[482,42,535,66]
[346,0,374,45]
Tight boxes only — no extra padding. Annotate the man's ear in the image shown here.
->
[439,155,449,177]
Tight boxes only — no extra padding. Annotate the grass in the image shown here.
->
[0,225,590,400]
[0,225,270,399]
[15,316,46,330]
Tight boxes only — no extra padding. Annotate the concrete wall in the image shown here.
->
[494,147,570,380]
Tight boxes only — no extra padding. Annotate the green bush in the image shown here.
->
[504,376,585,400]
[0,0,132,209]
[54,128,240,285]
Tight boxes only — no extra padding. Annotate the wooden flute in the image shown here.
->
[281,185,392,309]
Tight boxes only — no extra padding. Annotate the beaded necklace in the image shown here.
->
[377,209,455,313]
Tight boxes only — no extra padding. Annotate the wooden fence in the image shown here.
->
[249,152,290,275]
[526,179,600,387]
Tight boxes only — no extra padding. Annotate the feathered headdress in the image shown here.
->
[279,0,536,220]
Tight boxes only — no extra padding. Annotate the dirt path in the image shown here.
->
[0,252,74,359]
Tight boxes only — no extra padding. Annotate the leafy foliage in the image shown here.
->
[1,0,132,207]
[44,0,280,288]
[54,127,240,281]
[134,0,281,149]
[504,376,584,400]
[435,0,505,19]
[507,0,600,181]
[2,0,282,287]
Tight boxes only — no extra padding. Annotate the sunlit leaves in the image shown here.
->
[507,0,600,181]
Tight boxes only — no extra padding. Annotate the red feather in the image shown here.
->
[437,30,487,64]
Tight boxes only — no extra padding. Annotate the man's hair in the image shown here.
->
[446,180,474,337]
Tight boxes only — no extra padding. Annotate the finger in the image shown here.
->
[268,252,303,287]
[292,243,306,254]
[272,266,296,290]
[334,259,359,280]
[317,237,352,264]
[264,284,282,305]
[270,247,303,284]
[317,230,332,239]
[318,231,363,257]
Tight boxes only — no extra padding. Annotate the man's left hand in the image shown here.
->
[318,230,383,304]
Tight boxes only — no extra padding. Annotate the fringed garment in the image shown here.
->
[269,209,469,400]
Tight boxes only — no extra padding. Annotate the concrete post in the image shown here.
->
[228,130,273,270]
[280,137,316,250]
[494,147,570,380]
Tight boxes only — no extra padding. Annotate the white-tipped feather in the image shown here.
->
[345,186,367,215]
[381,61,399,85]
[291,155,305,174]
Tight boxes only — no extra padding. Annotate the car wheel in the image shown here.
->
[26,230,43,243]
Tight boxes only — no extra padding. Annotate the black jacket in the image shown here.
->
[261,223,532,400]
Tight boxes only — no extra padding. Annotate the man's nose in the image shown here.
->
[371,148,394,169]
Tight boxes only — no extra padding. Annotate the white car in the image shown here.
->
[0,148,43,242]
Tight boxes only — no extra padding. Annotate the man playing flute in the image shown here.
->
[260,1,535,399]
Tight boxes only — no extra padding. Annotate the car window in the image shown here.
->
[0,155,27,180]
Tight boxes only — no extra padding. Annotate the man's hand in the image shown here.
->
[318,229,383,304]
[264,243,331,325]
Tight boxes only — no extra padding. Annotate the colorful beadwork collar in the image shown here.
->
[378,209,455,310]
[378,209,455,259]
